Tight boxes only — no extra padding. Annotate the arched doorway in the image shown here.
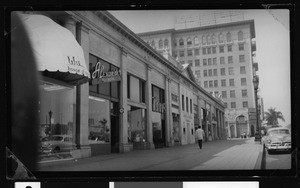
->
[236,115,247,138]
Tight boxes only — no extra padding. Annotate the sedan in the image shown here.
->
[262,127,291,154]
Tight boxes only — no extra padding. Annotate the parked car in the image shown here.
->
[262,127,291,154]
[41,135,75,153]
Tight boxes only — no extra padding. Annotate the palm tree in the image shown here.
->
[264,107,285,127]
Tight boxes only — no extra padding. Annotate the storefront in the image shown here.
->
[20,13,91,161]
[152,85,166,148]
[89,54,121,155]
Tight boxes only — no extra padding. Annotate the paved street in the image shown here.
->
[38,137,262,171]
[265,150,291,169]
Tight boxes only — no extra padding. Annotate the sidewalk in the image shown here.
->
[192,138,263,170]
[38,138,263,171]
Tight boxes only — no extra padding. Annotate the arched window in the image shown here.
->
[164,39,169,48]
[179,38,184,46]
[238,31,244,41]
[212,34,216,44]
[202,35,206,45]
[158,39,163,49]
[218,33,224,43]
[187,37,192,46]
[194,36,199,46]
[151,40,155,48]
[226,32,232,42]
[206,35,211,45]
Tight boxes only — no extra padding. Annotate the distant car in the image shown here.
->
[41,135,75,153]
[262,127,291,154]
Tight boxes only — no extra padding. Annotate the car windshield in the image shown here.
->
[49,136,64,141]
[268,129,290,135]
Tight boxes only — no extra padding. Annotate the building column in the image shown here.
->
[165,76,172,147]
[177,82,183,145]
[119,48,131,153]
[61,15,91,158]
[146,64,155,149]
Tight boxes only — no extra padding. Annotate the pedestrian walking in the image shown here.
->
[195,126,205,149]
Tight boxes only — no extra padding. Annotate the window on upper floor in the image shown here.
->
[220,57,225,64]
[159,39,163,49]
[179,38,184,46]
[219,45,224,53]
[239,55,245,62]
[238,31,244,41]
[213,69,217,76]
[151,40,155,48]
[207,47,212,54]
[228,56,233,64]
[222,91,227,98]
[221,68,226,76]
[188,60,193,67]
[226,32,232,42]
[164,39,169,49]
[224,102,228,108]
[209,80,213,87]
[187,37,192,46]
[214,80,218,87]
[212,34,216,44]
[187,49,193,56]
[212,46,216,54]
[195,70,201,78]
[208,58,212,65]
[207,35,211,45]
[195,59,200,67]
[204,81,208,88]
[194,48,200,56]
[241,78,247,86]
[239,43,244,51]
[202,35,206,45]
[202,47,207,55]
[179,50,185,57]
[194,36,200,46]
[242,89,248,97]
[243,101,248,108]
[203,59,207,66]
[213,58,217,65]
[230,90,236,98]
[240,66,246,74]
[231,102,236,108]
[229,78,235,86]
[204,70,207,77]
[227,44,232,52]
[221,79,226,87]
[208,69,212,76]
[219,33,224,43]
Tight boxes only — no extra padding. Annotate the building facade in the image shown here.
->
[138,19,259,138]
[17,11,225,162]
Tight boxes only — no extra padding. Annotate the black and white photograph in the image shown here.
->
[6,7,296,181]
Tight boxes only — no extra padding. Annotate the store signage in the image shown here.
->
[152,98,166,114]
[91,61,121,84]
[248,112,257,120]
[67,56,90,76]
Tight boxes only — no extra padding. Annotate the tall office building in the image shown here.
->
[138,13,259,138]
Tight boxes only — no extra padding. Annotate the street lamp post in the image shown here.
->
[253,75,261,141]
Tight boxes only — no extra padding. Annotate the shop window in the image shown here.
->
[88,96,110,144]
[128,74,146,103]
[39,81,75,157]
[128,105,147,143]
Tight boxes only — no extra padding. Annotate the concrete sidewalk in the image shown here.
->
[192,138,263,170]
[38,138,263,171]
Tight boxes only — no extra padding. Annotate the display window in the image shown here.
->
[38,80,75,161]
[127,105,146,143]
[88,96,110,144]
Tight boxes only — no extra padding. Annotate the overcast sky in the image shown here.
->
[109,9,290,126]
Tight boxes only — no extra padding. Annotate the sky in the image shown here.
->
[109,9,291,126]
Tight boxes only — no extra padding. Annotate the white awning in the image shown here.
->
[20,14,90,85]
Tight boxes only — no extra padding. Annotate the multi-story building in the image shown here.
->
[138,18,259,138]
[13,11,225,163]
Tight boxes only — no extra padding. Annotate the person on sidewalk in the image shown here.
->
[195,126,205,149]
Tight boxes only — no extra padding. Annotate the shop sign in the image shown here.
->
[152,98,166,114]
[91,61,121,84]
[67,56,90,77]
[248,112,257,120]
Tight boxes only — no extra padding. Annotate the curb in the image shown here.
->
[254,141,265,169]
